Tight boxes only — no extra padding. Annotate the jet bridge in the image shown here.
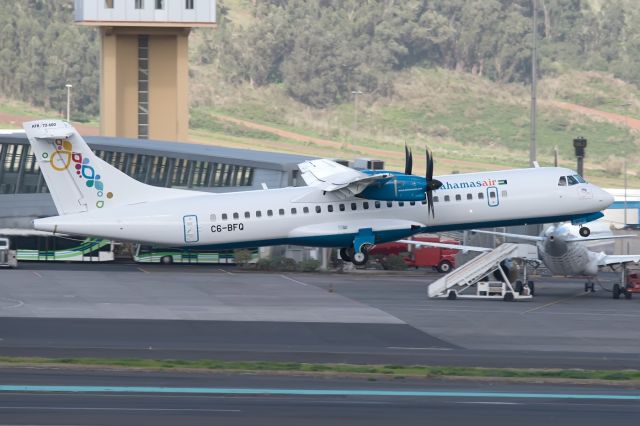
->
[428,243,537,301]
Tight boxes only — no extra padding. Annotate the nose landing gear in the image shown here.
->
[579,226,591,237]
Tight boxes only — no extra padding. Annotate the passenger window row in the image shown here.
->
[432,190,508,203]
[209,199,427,222]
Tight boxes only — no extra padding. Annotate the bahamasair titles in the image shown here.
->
[24,120,613,265]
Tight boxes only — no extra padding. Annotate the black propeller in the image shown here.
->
[425,149,442,218]
[404,144,413,175]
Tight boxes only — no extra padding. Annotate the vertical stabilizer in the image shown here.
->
[23,120,194,215]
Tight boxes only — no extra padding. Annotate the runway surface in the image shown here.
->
[1,263,640,369]
[0,368,638,426]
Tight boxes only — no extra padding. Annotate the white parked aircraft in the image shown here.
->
[471,223,640,292]
[24,119,613,265]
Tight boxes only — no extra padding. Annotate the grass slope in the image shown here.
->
[190,68,639,187]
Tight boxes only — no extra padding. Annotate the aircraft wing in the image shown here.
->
[397,239,491,252]
[597,254,640,267]
[298,159,391,197]
[566,235,636,243]
[470,229,543,242]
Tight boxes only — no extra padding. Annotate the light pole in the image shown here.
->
[65,83,73,122]
[351,90,362,132]
[624,156,628,227]
[530,0,538,167]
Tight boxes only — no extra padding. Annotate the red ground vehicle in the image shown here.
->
[614,271,640,299]
[369,236,459,273]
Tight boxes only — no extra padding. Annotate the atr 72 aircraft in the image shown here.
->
[24,119,613,265]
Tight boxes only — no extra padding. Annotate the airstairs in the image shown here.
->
[428,243,537,301]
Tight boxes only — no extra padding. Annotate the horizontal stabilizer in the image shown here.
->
[598,254,640,267]
[566,234,636,243]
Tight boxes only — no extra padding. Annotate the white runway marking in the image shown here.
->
[31,271,42,278]
[218,268,234,275]
[456,401,521,405]
[280,275,308,286]
[0,297,24,309]
[524,291,589,314]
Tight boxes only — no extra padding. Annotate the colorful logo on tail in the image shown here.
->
[43,139,114,208]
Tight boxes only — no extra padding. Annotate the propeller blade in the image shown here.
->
[424,148,442,218]
[426,149,433,181]
[404,144,413,175]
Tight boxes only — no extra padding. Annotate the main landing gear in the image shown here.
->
[579,226,591,237]
[339,228,375,266]
[339,245,372,266]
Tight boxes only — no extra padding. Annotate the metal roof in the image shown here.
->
[0,133,315,172]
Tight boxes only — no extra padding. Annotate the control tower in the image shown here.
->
[75,0,216,141]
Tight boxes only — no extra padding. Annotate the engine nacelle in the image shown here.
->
[358,173,426,202]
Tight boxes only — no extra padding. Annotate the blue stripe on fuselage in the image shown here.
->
[179,211,601,250]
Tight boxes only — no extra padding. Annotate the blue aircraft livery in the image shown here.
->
[438,178,507,190]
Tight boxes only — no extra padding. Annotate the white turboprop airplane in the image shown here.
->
[470,223,640,292]
[23,119,613,265]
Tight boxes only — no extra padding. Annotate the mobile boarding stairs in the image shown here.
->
[428,243,537,301]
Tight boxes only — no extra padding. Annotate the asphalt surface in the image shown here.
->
[1,263,640,370]
[0,368,638,426]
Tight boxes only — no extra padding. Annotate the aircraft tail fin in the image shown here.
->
[23,119,193,215]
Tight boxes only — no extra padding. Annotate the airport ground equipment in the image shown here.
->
[428,243,536,301]
[369,235,459,272]
[0,237,17,268]
[612,268,640,299]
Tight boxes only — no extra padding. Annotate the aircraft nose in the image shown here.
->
[596,187,614,209]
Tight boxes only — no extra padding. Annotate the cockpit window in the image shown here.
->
[558,176,567,186]
[573,174,586,183]
[567,175,579,186]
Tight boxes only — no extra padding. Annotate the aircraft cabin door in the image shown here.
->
[486,186,499,207]
[183,215,199,243]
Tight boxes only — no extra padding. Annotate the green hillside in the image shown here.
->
[187,68,639,188]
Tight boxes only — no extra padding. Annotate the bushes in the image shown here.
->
[379,254,408,271]
[254,256,296,272]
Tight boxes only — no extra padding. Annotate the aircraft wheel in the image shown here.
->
[613,283,621,299]
[352,251,368,266]
[160,255,174,265]
[437,260,452,273]
[579,226,591,237]
[339,248,352,262]
[527,281,535,296]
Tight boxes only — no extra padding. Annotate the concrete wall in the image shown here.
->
[100,29,189,142]
[147,33,189,141]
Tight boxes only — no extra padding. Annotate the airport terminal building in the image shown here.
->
[0,131,311,228]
